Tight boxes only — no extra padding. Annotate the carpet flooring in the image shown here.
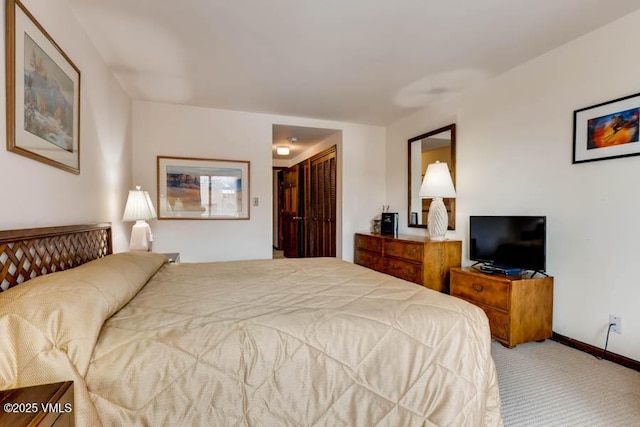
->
[492,340,640,426]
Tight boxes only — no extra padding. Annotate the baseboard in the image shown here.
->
[551,332,640,372]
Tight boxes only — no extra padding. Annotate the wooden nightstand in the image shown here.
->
[450,267,553,348]
[161,252,180,263]
[0,382,73,427]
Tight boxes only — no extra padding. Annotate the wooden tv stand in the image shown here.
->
[450,267,553,348]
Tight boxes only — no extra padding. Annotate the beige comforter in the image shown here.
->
[88,257,501,426]
[1,253,502,426]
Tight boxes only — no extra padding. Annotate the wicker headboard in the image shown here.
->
[0,223,112,292]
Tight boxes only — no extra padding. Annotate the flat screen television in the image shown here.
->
[469,216,546,272]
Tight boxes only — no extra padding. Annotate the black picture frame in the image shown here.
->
[573,92,640,164]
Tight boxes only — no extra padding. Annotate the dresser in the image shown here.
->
[450,267,553,348]
[0,381,73,426]
[354,233,461,292]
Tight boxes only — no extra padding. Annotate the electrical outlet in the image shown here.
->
[609,315,622,334]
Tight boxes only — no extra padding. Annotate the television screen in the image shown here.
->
[469,216,546,272]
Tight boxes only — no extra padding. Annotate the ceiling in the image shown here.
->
[69,0,640,126]
[272,125,340,160]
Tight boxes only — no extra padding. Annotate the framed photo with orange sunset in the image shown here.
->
[573,92,640,164]
[157,156,250,220]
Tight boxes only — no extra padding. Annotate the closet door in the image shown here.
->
[309,147,336,257]
[302,161,311,257]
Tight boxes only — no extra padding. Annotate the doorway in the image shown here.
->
[272,125,340,259]
[278,146,336,257]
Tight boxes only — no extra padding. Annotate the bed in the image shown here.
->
[0,224,502,426]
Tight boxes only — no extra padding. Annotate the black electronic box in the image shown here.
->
[381,212,398,235]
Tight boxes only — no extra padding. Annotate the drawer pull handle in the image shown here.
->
[472,283,484,293]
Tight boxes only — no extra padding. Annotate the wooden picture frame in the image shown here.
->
[5,0,81,174]
[157,156,250,220]
[573,92,640,164]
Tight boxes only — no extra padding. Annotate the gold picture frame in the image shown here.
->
[157,156,250,220]
[5,0,81,174]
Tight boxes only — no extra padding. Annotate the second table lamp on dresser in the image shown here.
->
[419,161,456,241]
[123,186,157,251]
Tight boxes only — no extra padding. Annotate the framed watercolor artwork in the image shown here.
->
[573,92,640,164]
[157,156,250,220]
[5,0,81,174]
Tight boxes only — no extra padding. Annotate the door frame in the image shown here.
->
[271,127,343,259]
[272,146,339,258]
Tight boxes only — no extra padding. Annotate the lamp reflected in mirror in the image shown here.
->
[408,124,456,230]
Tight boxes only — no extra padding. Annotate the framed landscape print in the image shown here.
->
[157,156,250,220]
[5,0,81,174]
[573,92,640,164]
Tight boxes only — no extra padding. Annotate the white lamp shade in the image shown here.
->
[276,146,290,155]
[419,161,456,199]
[123,187,157,221]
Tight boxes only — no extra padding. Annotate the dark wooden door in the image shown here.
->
[302,160,311,256]
[281,165,303,257]
[276,169,285,250]
[309,147,337,257]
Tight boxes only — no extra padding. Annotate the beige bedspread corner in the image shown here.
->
[484,355,504,427]
[87,257,502,426]
[0,252,167,427]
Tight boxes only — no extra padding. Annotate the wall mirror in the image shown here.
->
[408,123,456,230]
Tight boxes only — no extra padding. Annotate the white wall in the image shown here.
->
[133,101,385,263]
[0,0,132,251]
[386,10,640,361]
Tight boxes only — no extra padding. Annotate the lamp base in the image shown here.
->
[427,197,448,241]
[130,220,153,251]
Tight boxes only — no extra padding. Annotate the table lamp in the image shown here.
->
[123,186,157,251]
[419,161,456,241]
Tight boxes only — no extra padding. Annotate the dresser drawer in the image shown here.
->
[354,234,461,294]
[384,240,423,262]
[383,258,422,284]
[355,249,383,271]
[482,306,509,341]
[450,271,510,310]
[355,234,382,252]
